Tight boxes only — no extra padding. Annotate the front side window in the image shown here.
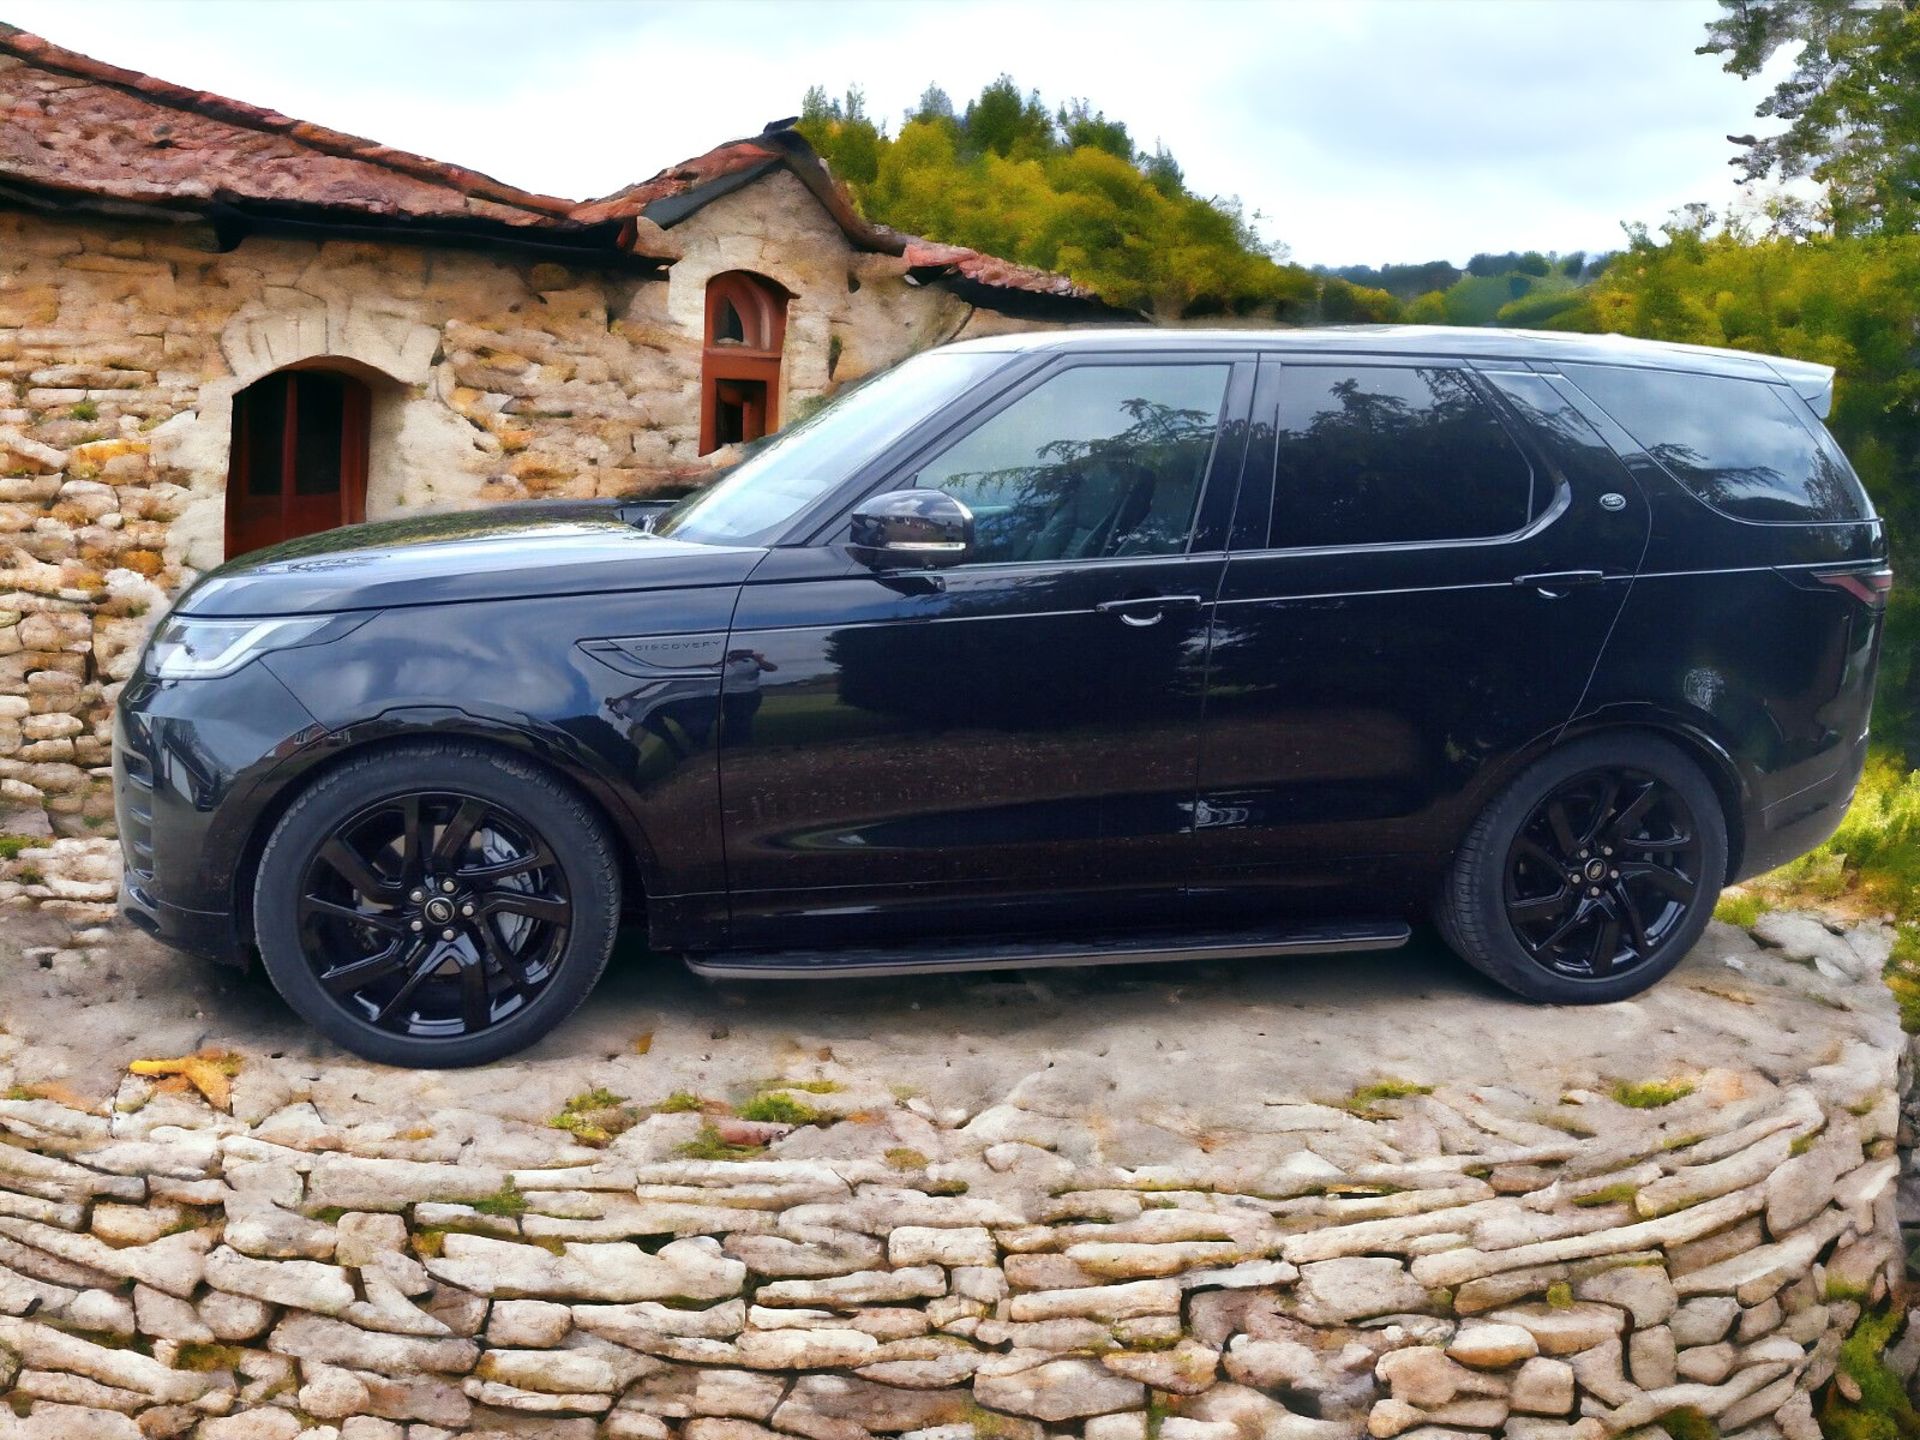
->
[655,349,1009,546]
[912,362,1230,565]
[1561,364,1870,524]
[1268,366,1534,549]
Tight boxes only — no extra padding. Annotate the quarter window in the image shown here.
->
[913,363,1230,564]
[1268,366,1534,549]
[1561,364,1870,523]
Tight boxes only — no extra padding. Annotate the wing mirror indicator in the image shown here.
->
[849,489,974,570]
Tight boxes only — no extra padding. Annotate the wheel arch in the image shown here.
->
[230,716,653,950]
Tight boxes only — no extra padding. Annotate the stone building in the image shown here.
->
[0,25,1119,845]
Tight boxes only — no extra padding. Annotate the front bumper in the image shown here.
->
[119,870,249,966]
[113,660,328,966]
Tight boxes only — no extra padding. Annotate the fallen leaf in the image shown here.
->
[633,1031,654,1055]
[128,1052,240,1111]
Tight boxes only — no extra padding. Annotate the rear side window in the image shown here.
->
[1269,366,1534,549]
[1562,364,1870,523]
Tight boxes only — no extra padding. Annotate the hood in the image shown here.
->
[178,500,765,618]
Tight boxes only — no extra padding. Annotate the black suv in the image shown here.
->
[116,329,1890,1065]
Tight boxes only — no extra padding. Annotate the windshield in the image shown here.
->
[653,349,1012,546]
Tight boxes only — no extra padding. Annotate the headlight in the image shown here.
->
[145,615,341,680]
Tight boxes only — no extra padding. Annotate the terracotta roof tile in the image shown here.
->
[0,24,673,260]
[0,29,1108,308]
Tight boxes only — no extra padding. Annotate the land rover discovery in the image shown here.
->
[115,328,1890,1065]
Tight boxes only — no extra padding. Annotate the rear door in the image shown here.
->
[1192,358,1649,909]
[719,352,1253,949]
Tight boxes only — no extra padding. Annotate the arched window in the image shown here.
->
[225,366,371,557]
[700,271,788,455]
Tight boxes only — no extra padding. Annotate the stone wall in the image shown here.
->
[0,918,1907,1440]
[0,197,1033,845]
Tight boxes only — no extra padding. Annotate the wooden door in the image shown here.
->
[226,370,370,558]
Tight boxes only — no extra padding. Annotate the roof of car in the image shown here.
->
[946,326,1836,409]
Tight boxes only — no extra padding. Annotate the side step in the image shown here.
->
[683,919,1411,981]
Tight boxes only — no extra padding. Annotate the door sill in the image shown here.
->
[681,919,1410,980]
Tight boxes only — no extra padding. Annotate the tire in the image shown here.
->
[253,742,621,1067]
[1438,733,1727,1005]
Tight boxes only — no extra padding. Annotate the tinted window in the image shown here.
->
[1562,364,1870,523]
[1268,366,1533,549]
[914,363,1229,564]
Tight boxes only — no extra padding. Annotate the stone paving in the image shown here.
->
[0,914,1909,1440]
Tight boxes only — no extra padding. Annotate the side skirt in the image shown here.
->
[681,919,1411,981]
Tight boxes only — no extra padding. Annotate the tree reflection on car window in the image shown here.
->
[913,364,1230,564]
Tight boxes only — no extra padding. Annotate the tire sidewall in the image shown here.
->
[254,746,619,1067]
[1452,734,1728,1004]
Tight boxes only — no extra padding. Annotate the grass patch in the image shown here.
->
[1713,888,1770,929]
[66,400,99,422]
[738,1092,826,1126]
[0,835,39,860]
[1572,1181,1639,1209]
[548,1088,638,1146]
[676,1123,767,1162]
[656,1090,705,1113]
[1885,924,1920,1034]
[1612,1078,1695,1109]
[884,1147,929,1171]
[779,1077,845,1094]
[1738,752,1920,925]
[1821,1306,1920,1440]
[471,1182,529,1219]
[1545,1280,1574,1310]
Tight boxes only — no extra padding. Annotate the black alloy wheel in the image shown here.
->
[1437,732,1727,1005]
[299,792,572,1038]
[1503,768,1704,980]
[254,743,620,1067]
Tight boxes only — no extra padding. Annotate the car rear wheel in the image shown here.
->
[1438,733,1727,1004]
[253,743,620,1067]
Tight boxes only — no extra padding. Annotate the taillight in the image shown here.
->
[1817,567,1894,609]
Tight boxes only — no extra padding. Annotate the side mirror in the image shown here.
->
[849,489,974,570]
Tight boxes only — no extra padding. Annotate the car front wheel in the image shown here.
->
[253,742,620,1067]
[1438,733,1727,1004]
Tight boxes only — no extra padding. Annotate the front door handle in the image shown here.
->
[1095,594,1204,627]
[1514,570,1606,597]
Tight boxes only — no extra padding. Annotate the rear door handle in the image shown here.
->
[1514,570,1606,597]
[1095,594,1204,627]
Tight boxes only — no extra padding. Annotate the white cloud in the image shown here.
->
[1,0,1790,265]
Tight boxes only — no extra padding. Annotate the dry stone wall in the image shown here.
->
[0,920,1908,1440]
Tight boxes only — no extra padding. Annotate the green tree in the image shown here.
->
[963,75,1055,159]
[1701,0,1920,235]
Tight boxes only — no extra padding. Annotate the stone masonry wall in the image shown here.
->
[0,921,1907,1440]
[0,198,1007,846]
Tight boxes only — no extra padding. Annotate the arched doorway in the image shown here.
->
[225,365,371,556]
[700,271,788,455]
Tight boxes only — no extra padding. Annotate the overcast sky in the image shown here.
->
[2,0,1790,267]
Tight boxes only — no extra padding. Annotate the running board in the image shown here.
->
[682,919,1411,981]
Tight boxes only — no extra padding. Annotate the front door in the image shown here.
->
[1192,359,1649,910]
[719,354,1253,948]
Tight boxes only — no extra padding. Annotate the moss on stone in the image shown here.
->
[1572,1181,1639,1209]
[1821,1307,1920,1440]
[472,1182,529,1219]
[1611,1078,1695,1109]
[1655,1406,1720,1440]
